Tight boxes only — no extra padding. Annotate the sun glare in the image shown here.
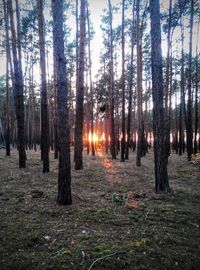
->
[88,131,98,144]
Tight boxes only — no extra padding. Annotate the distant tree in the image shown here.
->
[8,0,26,168]
[37,0,49,173]
[74,0,86,169]
[86,0,95,156]
[194,23,199,154]
[125,0,136,160]
[164,0,173,160]
[121,0,125,162]
[179,0,186,156]
[3,0,12,156]
[186,0,194,161]
[150,0,170,192]
[108,0,116,159]
[74,0,79,151]
[136,0,142,167]
[53,29,58,159]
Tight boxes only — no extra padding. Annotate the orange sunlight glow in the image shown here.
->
[101,132,105,141]
[88,131,98,144]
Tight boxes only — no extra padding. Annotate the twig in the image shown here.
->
[47,247,65,258]
[88,251,126,270]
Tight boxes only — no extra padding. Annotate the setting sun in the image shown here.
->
[88,131,98,144]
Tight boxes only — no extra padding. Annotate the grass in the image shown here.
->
[0,148,199,269]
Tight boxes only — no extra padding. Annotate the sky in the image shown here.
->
[0,0,199,82]
[0,0,112,79]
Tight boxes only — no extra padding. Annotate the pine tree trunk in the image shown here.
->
[52,0,72,205]
[5,57,11,156]
[194,22,199,154]
[74,0,86,169]
[108,0,116,159]
[125,0,135,160]
[186,0,194,161]
[150,0,170,193]
[8,0,26,168]
[136,0,142,167]
[85,58,90,155]
[37,0,49,173]
[164,0,172,160]
[3,0,11,156]
[121,0,125,162]
[179,3,186,156]
[53,40,58,159]
[86,1,95,156]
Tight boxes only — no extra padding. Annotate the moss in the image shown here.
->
[29,235,40,243]
[94,243,107,252]
[78,207,123,225]
[128,214,141,222]
[128,239,148,249]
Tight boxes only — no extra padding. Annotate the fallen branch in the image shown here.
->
[88,251,126,270]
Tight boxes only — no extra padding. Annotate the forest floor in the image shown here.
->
[0,147,200,270]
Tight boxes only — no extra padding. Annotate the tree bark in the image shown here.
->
[52,0,72,205]
[186,0,194,161]
[179,0,186,156]
[74,0,86,169]
[3,0,11,156]
[121,0,125,162]
[150,0,170,192]
[53,37,58,159]
[125,0,135,160]
[86,0,95,156]
[8,0,26,168]
[37,0,49,173]
[164,0,172,160]
[108,0,116,159]
[194,22,199,154]
[136,0,142,167]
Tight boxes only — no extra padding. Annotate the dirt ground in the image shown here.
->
[0,147,199,270]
